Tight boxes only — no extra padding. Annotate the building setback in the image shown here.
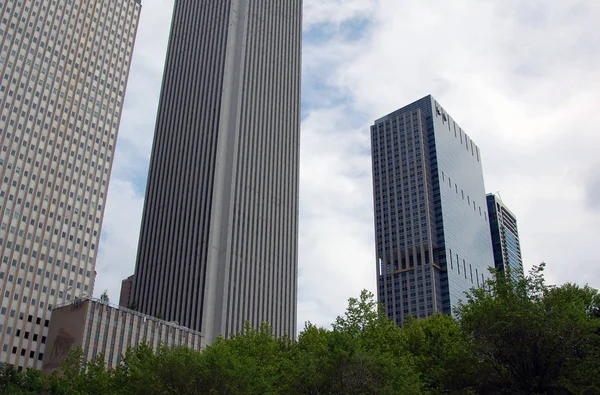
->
[486,193,523,281]
[371,95,495,325]
[0,0,141,369]
[119,275,134,308]
[43,297,203,373]
[130,0,302,344]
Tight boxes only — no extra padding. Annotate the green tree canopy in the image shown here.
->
[4,263,599,394]
[456,264,600,394]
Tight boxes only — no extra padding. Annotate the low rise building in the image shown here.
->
[119,275,135,308]
[42,297,203,373]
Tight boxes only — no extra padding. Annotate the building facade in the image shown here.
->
[119,275,134,308]
[486,193,523,281]
[371,95,495,326]
[130,0,302,344]
[0,0,141,368]
[43,297,203,373]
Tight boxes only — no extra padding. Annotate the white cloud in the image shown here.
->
[97,0,600,333]
[94,180,144,303]
[319,0,600,293]
[298,108,374,327]
[303,0,375,26]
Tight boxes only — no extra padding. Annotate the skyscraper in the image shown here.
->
[0,0,141,369]
[486,193,523,282]
[130,0,302,344]
[371,95,495,325]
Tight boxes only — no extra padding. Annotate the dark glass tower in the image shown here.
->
[486,194,523,282]
[371,95,495,325]
[130,0,302,344]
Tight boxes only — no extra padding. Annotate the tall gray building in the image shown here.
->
[0,0,141,369]
[130,0,302,344]
[371,95,495,326]
[486,193,523,282]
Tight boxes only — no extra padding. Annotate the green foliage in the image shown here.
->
[45,347,120,394]
[404,313,476,394]
[457,264,600,394]
[328,290,422,394]
[99,290,110,304]
[4,263,599,394]
[0,363,45,394]
[284,290,421,394]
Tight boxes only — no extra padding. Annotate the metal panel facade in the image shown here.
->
[132,0,302,344]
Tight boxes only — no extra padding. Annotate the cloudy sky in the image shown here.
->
[95,0,600,332]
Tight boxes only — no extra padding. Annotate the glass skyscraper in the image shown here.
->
[0,0,141,369]
[371,95,495,325]
[486,193,523,282]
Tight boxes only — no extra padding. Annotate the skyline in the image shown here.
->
[95,0,600,333]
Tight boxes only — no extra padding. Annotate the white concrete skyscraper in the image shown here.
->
[130,0,302,344]
[0,0,141,369]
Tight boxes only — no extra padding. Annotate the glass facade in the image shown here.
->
[486,194,523,282]
[371,95,495,326]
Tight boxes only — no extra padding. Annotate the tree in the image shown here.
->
[115,341,162,394]
[3,265,596,394]
[327,290,423,394]
[0,363,46,394]
[404,313,477,394]
[281,323,332,394]
[100,289,110,304]
[456,264,600,394]
[197,322,291,394]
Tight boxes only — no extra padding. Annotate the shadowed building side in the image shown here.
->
[131,0,231,343]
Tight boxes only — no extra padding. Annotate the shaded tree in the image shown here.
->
[325,290,422,394]
[404,313,477,394]
[4,264,599,395]
[457,264,600,394]
[0,363,45,394]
